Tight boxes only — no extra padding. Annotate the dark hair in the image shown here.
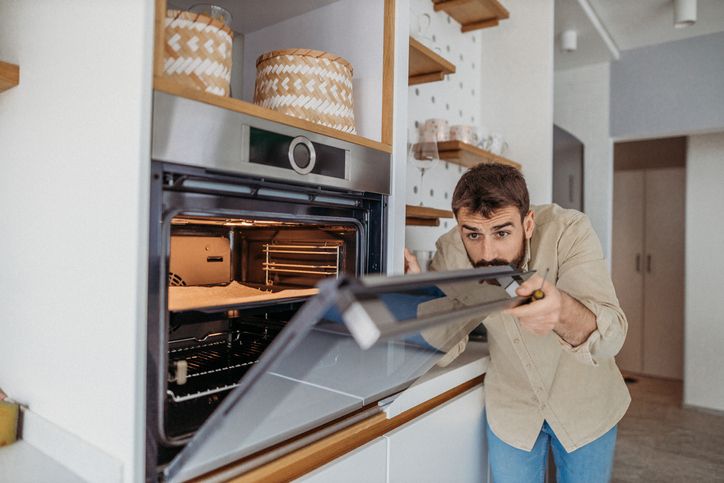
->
[451,163,530,221]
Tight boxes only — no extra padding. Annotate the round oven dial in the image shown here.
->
[288,136,316,175]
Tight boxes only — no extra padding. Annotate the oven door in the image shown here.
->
[165,265,532,483]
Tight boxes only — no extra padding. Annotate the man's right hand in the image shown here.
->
[404,248,421,273]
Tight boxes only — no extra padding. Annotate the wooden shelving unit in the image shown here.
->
[436,140,520,170]
[432,0,509,33]
[152,0,395,152]
[406,205,454,226]
[0,61,19,93]
[408,37,456,86]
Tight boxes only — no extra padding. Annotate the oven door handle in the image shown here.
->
[342,294,526,350]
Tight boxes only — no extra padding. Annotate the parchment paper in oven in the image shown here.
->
[168,281,318,311]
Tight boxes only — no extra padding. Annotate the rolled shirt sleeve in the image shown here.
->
[551,212,628,365]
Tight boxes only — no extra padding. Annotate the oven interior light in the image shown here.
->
[182,179,254,195]
[173,216,302,227]
[257,188,310,201]
[314,195,358,206]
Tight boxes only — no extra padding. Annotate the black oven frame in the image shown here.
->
[145,160,387,480]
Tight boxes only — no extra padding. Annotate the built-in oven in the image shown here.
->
[146,92,530,482]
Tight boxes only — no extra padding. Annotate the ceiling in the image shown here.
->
[554,0,724,71]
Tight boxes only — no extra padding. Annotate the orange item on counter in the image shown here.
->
[0,400,19,446]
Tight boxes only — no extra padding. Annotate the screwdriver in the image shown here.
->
[529,268,549,303]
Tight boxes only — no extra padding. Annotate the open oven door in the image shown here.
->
[164,264,533,483]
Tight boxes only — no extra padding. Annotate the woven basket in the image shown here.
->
[253,49,356,134]
[163,10,234,96]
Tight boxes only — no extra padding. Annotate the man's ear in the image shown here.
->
[523,210,535,239]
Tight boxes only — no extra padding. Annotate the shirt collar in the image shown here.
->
[521,236,532,271]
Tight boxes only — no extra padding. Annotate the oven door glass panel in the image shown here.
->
[166,265,531,483]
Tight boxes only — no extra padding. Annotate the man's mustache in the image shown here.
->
[473,258,510,268]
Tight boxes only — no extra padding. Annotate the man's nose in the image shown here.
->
[481,239,496,261]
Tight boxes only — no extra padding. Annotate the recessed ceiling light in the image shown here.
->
[674,0,696,28]
[561,30,578,52]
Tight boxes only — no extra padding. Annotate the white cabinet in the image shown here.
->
[296,437,388,483]
[386,384,488,483]
[612,167,686,379]
[296,384,488,483]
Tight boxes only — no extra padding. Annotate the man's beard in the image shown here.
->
[467,234,527,269]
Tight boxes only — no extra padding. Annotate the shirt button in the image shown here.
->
[526,364,532,370]
[514,339,520,344]
[541,404,547,410]
[537,387,544,392]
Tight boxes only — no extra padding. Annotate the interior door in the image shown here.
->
[612,170,645,373]
[552,125,584,211]
[643,167,686,379]
[611,167,685,380]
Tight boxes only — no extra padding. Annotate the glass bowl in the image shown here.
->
[188,4,232,26]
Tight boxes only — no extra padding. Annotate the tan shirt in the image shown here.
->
[421,204,630,452]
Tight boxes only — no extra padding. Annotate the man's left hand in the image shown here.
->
[503,274,597,346]
[504,275,562,336]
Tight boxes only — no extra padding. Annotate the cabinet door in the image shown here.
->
[612,170,645,373]
[386,385,488,483]
[296,437,387,483]
[643,168,686,379]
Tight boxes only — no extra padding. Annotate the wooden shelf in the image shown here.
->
[406,205,454,226]
[436,140,520,170]
[153,77,392,154]
[408,37,456,86]
[432,0,509,33]
[0,61,19,93]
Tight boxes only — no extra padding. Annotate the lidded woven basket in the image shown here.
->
[253,49,356,134]
[163,10,234,96]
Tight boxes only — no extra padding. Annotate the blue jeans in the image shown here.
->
[486,415,617,483]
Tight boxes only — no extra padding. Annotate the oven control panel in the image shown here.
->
[248,128,346,180]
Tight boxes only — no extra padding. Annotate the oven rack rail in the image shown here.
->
[263,243,342,284]
[167,334,274,403]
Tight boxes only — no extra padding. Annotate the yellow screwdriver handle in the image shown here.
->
[528,268,549,303]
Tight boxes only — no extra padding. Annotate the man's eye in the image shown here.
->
[497,231,510,238]
[468,233,479,240]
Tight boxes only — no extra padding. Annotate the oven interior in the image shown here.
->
[160,214,360,450]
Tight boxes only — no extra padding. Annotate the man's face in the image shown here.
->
[456,206,535,269]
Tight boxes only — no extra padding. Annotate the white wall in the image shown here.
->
[554,63,612,259]
[404,0,555,264]
[610,32,724,140]
[684,132,724,413]
[404,0,485,258]
[241,0,385,143]
[479,0,554,205]
[389,0,412,274]
[0,1,154,481]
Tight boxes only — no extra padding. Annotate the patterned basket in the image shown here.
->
[253,49,356,134]
[163,10,234,96]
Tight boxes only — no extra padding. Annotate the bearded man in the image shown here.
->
[405,163,630,483]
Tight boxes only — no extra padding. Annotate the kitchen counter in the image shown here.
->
[0,404,124,483]
[385,340,489,418]
[0,440,86,483]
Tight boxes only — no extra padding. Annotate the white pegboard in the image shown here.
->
[406,0,484,258]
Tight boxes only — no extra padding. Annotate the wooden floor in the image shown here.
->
[611,375,724,482]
